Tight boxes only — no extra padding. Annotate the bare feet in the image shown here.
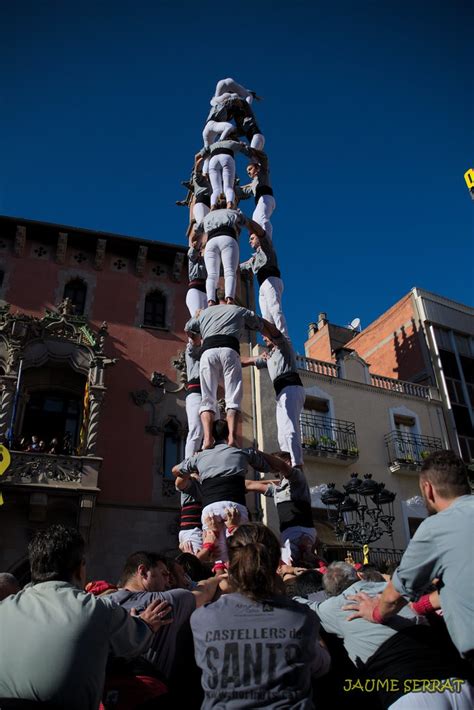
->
[208,300,217,307]
[226,297,235,305]
[226,201,234,209]
[202,438,215,450]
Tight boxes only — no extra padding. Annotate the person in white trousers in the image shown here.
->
[210,77,261,107]
[190,155,211,227]
[186,234,208,317]
[240,151,275,240]
[198,139,253,208]
[198,207,265,304]
[185,298,280,448]
[240,233,288,336]
[183,327,203,457]
[242,334,305,467]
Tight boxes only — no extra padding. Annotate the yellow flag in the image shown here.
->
[363,544,369,565]
[0,444,12,507]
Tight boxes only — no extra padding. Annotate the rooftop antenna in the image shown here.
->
[347,317,361,332]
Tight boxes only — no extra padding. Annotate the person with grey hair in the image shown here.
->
[323,561,358,598]
[0,572,20,601]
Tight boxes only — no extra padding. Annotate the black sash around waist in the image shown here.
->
[180,502,203,530]
[188,279,206,293]
[202,476,247,507]
[257,265,281,286]
[195,193,211,207]
[255,184,274,203]
[186,377,202,396]
[273,372,303,396]
[201,334,240,355]
[210,147,234,158]
[207,225,237,241]
[278,500,314,532]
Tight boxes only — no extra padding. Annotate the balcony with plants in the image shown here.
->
[384,431,444,473]
[301,413,359,465]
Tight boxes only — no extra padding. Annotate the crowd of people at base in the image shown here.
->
[15,432,74,455]
[0,450,473,710]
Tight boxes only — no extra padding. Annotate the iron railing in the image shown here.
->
[322,545,404,568]
[385,431,443,468]
[301,413,358,457]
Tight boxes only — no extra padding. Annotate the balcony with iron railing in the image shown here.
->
[301,412,359,465]
[385,431,444,473]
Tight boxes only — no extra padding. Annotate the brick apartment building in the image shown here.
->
[305,288,474,464]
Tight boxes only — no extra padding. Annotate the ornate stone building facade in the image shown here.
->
[0,215,251,581]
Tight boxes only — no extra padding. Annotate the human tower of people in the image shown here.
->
[173,77,314,567]
[0,79,472,710]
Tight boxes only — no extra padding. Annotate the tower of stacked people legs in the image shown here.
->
[173,78,315,569]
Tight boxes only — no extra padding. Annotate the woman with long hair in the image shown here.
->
[191,523,330,709]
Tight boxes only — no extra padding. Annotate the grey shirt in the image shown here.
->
[240,235,279,275]
[256,335,299,382]
[185,341,201,382]
[107,588,196,679]
[199,139,252,159]
[391,494,474,657]
[187,304,264,342]
[240,153,272,196]
[188,247,207,282]
[191,591,329,710]
[199,208,246,238]
[178,443,269,482]
[0,581,152,709]
[179,477,203,507]
[264,468,311,508]
[192,169,211,200]
[314,580,426,665]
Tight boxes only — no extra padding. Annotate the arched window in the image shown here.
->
[162,419,183,480]
[144,290,166,328]
[63,278,87,316]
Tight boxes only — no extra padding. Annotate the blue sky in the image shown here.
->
[1,0,472,351]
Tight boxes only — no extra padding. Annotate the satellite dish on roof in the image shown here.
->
[347,318,361,332]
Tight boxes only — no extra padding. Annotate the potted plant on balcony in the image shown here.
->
[420,450,430,460]
[348,446,359,457]
[303,436,319,450]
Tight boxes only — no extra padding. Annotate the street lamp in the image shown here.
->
[321,473,396,548]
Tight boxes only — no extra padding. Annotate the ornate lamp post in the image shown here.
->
[321,473,396,554]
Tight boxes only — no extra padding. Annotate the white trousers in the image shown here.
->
[209,154,236,206]
[390,682,474,709]
[253,194,276,240]
[276,385,306,466]
[204,235,239,301]
[199,347,242,414]
[250,133,265,151]
[259,276,288,337]
[211,78,253,105]
[203,120,235,148]
[186,288,207,318]
[202,500,249,561]
[192,202,209,227]
[185,392,203,457]
[280,526,316,565]
[178,527,203,554]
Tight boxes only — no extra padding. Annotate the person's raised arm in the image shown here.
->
[242,215,265,238]
[241,356,258,368]
[172,455,198,480]
[260,451,293,477]
[261,318,282,341]
[245,479,275,494]
[192,575,223,608]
